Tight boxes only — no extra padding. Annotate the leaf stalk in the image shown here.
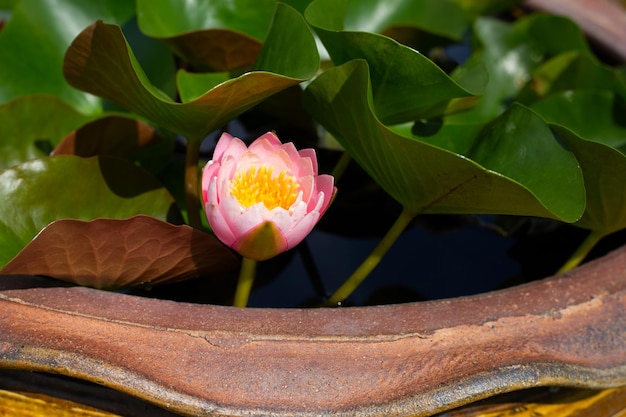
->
[324,207,416,306]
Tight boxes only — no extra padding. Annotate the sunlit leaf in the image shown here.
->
[305,0,478,124]
[1,215,238,289]
[123,17,178,100]
[307,0,471,41]
[451,0,522,18]
[0,0,135,113]
[518,51,626,103]
[176,72,231,103]
[137,0,277,71]
[533,91,626,233]
[303,59,584,220]
[53,115,163,158]
[64,4,318,143]
[0,155,180,267]
[52,114,176,175]
[0,95,93,171]
[137,0,275,41]
[450,14,592,123]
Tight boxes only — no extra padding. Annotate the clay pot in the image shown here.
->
[1,241,626,416]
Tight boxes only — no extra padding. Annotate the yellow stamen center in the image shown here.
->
[231,165,300,210]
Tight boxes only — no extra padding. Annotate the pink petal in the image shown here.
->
[293,155,314,178]
[298,148,318,174]
[207,203,236,246]
[205,179,236,245]
[316,175,336,213]
[253,131,282,147]
[212,132,234,161]
[220,196,265,238]
[285,210,321,248]
[297,175,314,207]
[233,151,264,174]
[280,141,302,165]
[245,140,292,173]
[214,133,248,162]
[202,161,220,200]
[287,199,308,224]
[215,156,239,198]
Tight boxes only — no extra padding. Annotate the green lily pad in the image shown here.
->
[518,51,626,103]
[52,115,161,157]
[554,126,626,234]
[336,0,471,40]
[303,59,584,220]
[176,72,231,103]
[137,0,278,71]
[532,90,626,150]
[450,14,592,123]
[52,114,175,176]
[1,215,238,289]
[137,0,276,40]
[532,91,626,233]
[0,155,179,268]
[64,4,319,143]
[451,0,522,18]
[0,0,135,113]
[305,0,477,124]
[0,95,93,171]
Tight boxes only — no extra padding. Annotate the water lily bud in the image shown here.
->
[202,132,335,261]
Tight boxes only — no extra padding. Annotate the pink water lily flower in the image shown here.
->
[202,132,335,261]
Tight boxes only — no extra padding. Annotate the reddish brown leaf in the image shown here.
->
[163,29,261,72]
[1,215,238,289]
[52,115,161,157]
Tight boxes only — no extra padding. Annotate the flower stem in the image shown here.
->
[233,257,257,307]
[557,230,605,274]
[324,207,416,306]
[185,139,202,229]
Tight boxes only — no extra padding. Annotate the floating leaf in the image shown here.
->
[137,0,275,41]
[305,0,477,124]
[64,4,318,143]
[307,0,471,41]
[1,215,238,289]
[0,95,93,171]
[532,91,626,234]
[303,59,584,220]
[450,14,592,123]
[451,0,522,18]
[519,51,626,103]
[52,114,176,176]
[137,0,277,71]
[0,155,180,267]
[176,72,231,103]
[0,0,135,113]
[555,127,626,235]
[53,115,162,158]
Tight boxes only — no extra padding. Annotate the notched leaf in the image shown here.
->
[63,11,318,143]
[162,29,262,72]
[1,215,239,290]
[53,115,162,158]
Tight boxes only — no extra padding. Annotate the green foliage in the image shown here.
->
[63,4,318,144]
[0,155,178,267]
[0,0,134,113]
[302,60,584,220]
[1,0,625,290]
[0,96,93,171]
